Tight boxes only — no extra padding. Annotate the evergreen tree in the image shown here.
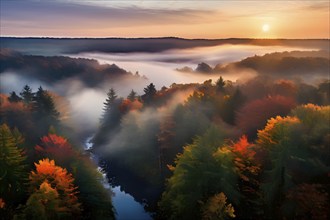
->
[8,91,22,103]
[142,83,157,104]
[127,89,137,101]
[102,88,117,119]
[0,124,27,216]
[20,85,34,105]
[216,76,226,93]
[32,87,60,134]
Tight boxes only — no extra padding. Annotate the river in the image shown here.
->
[84,138,152,220]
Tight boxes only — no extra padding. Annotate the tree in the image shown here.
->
[142,83,157,104]
[35,134,76,168]
[8,91,22,103]
[23,181,61,220]
[0,124,27,210]
[20,85,34,105]
[257,105,330,218]
[236,96,296,139]
[159,126,240,220]
[29,158,81,216]
[201,192,236,220]
[127,89,137,101]
[216,76,226,92]
[103,88,117,114]
[32,87,60,136]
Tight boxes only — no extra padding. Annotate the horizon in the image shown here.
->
[1,36,329,40]
[1,0,329,39]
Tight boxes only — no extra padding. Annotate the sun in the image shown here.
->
[262,24,270,32]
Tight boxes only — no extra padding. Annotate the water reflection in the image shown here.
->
[112,186,152,220]
[84,137,152,220]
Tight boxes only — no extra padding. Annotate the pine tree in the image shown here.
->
[20,85,34,105]
[32,87,60,134]
[8,91,22,103]
[216,76,226,93]
[127,89,137,101]
[102,88,117,118]
[142,83,157,104]
[0,124,27,209]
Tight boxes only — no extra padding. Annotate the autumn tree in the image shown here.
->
[257,104,330,218]
[229,135,262,218]
[35,134,76,168]
[201,192,236,220]
[36,134,115,219]
[28,158,81,217]
[23,181,62,220]
[0,124,27,214]
[236,96,296,139]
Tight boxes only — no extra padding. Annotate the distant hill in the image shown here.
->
[1,37,329,55]
[177,50,329,82]
[0,49,145,87]
[217,50,330,77]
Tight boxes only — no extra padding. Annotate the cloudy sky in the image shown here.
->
[0,0,329,38]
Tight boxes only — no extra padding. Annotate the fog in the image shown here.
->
[99,90,194,154]
[1,43,326,137]
[70,44,316,89]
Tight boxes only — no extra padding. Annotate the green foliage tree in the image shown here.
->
[23,181,61,220]
[0,124,27,214]
[201,192,235,220]
[257,104,330,218]
[71,157,115,220]
[159,126,240,220]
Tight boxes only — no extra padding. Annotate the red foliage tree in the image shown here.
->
[35,134,76,167]
[236,96,296,138]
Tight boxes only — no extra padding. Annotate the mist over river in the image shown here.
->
[69,44,315,90]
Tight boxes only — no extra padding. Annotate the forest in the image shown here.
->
[1,73,329,219]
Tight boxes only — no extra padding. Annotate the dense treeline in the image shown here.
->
[1,74,329,219]
[0,49,146,88]
[92,76,329,219]
[178,50,330,81]
[0,85,114,219]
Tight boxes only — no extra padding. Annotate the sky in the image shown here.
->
[0,0,329,39]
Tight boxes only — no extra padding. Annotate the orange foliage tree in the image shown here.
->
[28,158,81,216]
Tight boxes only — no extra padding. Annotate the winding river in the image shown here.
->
[84,138,152,220]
